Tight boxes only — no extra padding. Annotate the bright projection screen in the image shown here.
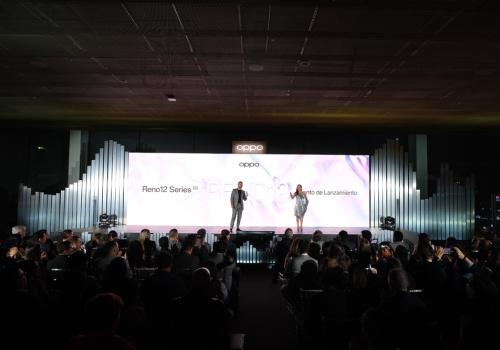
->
[126,153,369,228]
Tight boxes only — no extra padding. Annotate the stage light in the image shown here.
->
[98,213,117,228]
[380,216,396,230]
[109,214,117,226]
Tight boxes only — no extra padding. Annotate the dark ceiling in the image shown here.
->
[1,0,500,128]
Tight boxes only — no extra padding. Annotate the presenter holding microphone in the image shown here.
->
[290,184,308,233]
[230,181,248,232]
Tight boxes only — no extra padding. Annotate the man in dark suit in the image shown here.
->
[229,181,247,232]
[141,251,187,320]
[173,240,201,282]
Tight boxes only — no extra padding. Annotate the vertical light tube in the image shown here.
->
[370,155,374,227]
[124,152,129,225]
[83,173,88,229]
[117,145,124,225]
[97,149,103,219]
[55,193,61,232]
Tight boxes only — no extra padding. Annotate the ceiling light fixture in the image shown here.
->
[165,94,177,102]
[248,63,264,72]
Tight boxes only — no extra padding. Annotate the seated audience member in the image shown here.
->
[55,251,100,336]
[209,239,226,268]
[319,242,345,271]
[1,237,22,261]
[126,240,145,269]
[337,230,356,255]
[284,238,304,277]
[85,232,105,258]
[47,240,73,270]
[140,251,187,317]
[458,266,500,350]
[357,238,376,268]
[193,228,210,265]
[374,244,395,276]
[394,245,410,267]
[203,260,229,302]
[215,229,237,260]
[61,229,73,242]
[158,236,169,253]
[16,244,52,310]
[71,235,85,253]
[306,267,350,348]
[34,229,57,260]
[290,239,318,277]
[108,230,118,241]
[173,240,201,282]
[338,253,352,272]
[349,265,380,318]
[410,243,446,311]
[282,259,320,308]
[1,259,51,349]
[308,241,321,262]
[273,228,294,283]
[11,224,28,238]
[102,257,137,307]
[93,241,121,278]
[361,229,379,254]
[377,268,437,350]
[311,230,324,251]
[138,229,156,267]
[390,230,410,252]
[59,251,100,306]
[69,293,135,350]
[209,237,237,293]
[168,228,182,255]
[170,268,231,350]
[412,233,432,262]
[362,308,398,350]
[11,225,28,251]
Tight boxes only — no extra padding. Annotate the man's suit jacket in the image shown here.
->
[230,188,247,208]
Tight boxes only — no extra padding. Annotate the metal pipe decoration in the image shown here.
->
[18,139,475,240]
[18,141,129,235]
[370,140,475,240]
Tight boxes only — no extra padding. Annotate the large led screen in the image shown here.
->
[126,153,369,227]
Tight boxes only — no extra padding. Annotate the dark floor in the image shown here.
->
[233,266,298,350]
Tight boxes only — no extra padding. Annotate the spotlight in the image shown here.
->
[380,216,396,231]
[98,213,117,228]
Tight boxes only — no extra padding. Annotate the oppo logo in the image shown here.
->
[239,162,260,168]
[236,145,264,152]
[233,141,266,154]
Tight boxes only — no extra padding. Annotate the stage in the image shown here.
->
[74,225,419,245]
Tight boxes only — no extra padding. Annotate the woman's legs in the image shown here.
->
[296,216,300,233]
[299,216,304,233]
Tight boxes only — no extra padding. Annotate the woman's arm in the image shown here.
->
[290,192,296,199]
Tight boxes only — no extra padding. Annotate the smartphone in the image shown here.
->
[443,248,452,255]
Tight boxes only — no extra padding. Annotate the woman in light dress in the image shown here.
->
[290,184,309,233]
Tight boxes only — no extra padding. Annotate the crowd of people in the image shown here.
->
[277,229,500,350]
[0,226,238,350]
[1,224,499,350]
